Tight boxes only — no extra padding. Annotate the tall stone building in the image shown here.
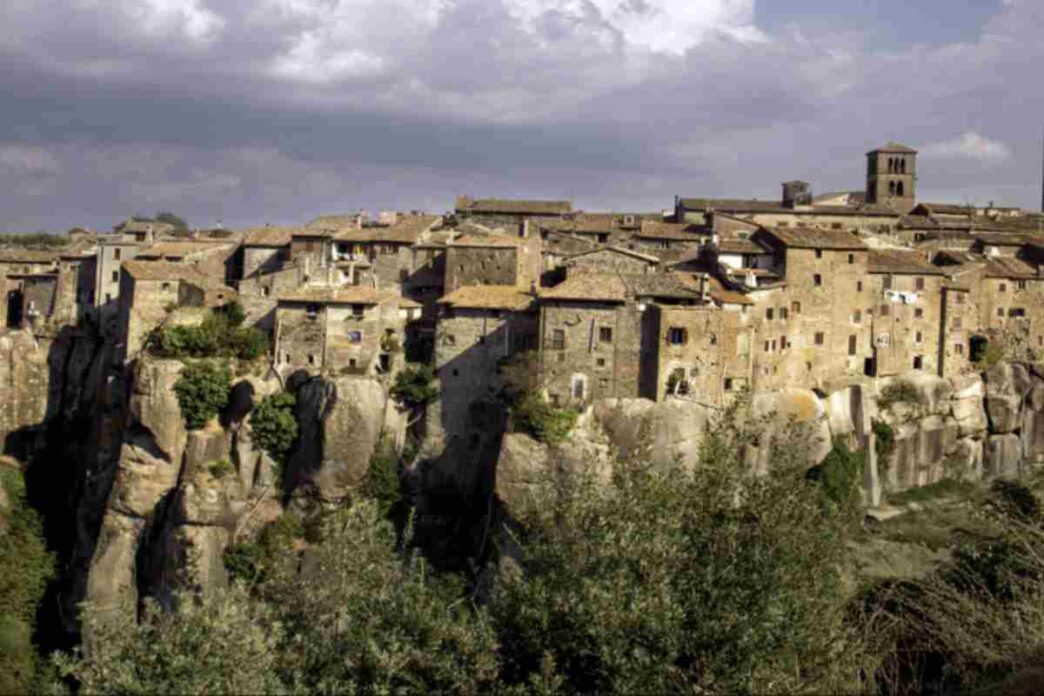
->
[866,143,918,213]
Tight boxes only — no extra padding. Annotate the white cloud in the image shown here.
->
[919,132,1013,165]
[0,145,61,175]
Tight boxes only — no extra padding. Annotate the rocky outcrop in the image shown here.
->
[287,375,405,507]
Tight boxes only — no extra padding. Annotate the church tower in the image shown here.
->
[866,142,917,213]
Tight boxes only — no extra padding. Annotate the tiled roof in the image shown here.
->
[540,274,629,303]
[636,220,707,240]
[566,246,661,264]
[137,241,233,258]
[456,197,571,215]
[867,249,945,275]
[449,233,524,248]
[277,286,385,305]
[984,256,1039,279]
[678,198,896,217]
[916,203,976,217]
[0,249,61,263]
[812,190,866,206]
[974,232,1043,247]
[759,227,868,250]
[716,237,768,255]
[438,285,535,311]
[242,227,297,246]
[674,273,754,305]
[624,273,701,300]
[898,214,974,231]
[307,214,359,229]
[334,215,440,244]
[122,260,216,285]
[117,220,175,234]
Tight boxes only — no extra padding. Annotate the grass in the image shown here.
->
[887,478,981,506]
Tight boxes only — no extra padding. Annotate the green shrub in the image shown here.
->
[151,308,268,361]
[878,381,922,410]
[390,364,438,409]
[511,394,578,445]
[174,361,232,430]
[223,514,304,585]
[208,459,234,479]
[872,419,895,474]
[363,439,401,515]
[807,439,865,509]
[249,392,298,466]
[0,467,55,694]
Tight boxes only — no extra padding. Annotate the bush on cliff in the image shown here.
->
[174,360,231,430]
[390,363,438,410]
[249,391,298,465]
[151,307,268,362]
[510,394,577,445]
[0,466,54,694]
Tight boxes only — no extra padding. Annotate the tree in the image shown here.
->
[259,501,500,693]
[174,361,231,430]
[0,466,54,693]
[390,364,438,410]
[55,587,283,693]
[154,211,188,230]
[491,406,869,694]
[249,392,298,465]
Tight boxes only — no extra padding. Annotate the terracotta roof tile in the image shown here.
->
[984,256,1039,279]
[456,197,571,215]
[637,220,707,240]
[759,226,868,250]
[540,274,629,303]
[242,227,298,246]
[334,215,440,244]
[868,249,945,275]
[438,285,535,311]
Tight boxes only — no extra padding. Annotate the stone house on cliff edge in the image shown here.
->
[273,287,420,377]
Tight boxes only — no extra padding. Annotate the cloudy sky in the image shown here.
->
[0,0,1041,231]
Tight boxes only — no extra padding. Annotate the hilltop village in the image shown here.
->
[6,142,1044,448]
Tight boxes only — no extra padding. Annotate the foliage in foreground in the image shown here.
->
[509,394,578,445]
[493,408,867,694]
[173,360,231,430]
[0,466,54,694]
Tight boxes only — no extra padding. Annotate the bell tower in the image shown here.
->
[866,142,917,213]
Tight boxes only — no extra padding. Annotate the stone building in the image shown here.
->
[273,287,420,377]
[239,227,294,278]
[538,273,701,404]
[455,197,571,234]
[289,229,333,273]
[433,285,538,443]
[866,248,947,376]
[117,260,237,360]
[95,235,143,308]
[631,220,709,253]
[332,214,443,294]
[865,143,917,213]
[647,302,755,404]
[443,234,541,294]
[564,246,660,276]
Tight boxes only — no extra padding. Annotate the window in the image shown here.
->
[596,357,606,367]
[708,333,718,345]
[915,331,923,344]
[307,354,316,366]
[552,329,565,350]
[883,275,893,290]
[955,344,964,356]
[779,335,787,350]
[997,308,1005,318]
[599,327,613,343]
[724,378,734,391]
[780,308,788,320]
[1017,280,1028,291]
[349,359,358,368]
[814,332,824,346]
[161,282,171,291]
[571,375,587,400]
[913,355,923,370]
[791,301,801,314]
[815,249,822,259]
[766,308,774,320]
[999,283,1007,293]
[352,304,365,317]
[104,293,112,303]
[848,335,857,356]
[668,327,688,345]
[879,305,891,317]
[764,340,771,353]
[261,286,270,297]
[114,248,121,260]
[1010,308,1026,317]
[956,293,965,304]
[848,253,855,264]
[853,310,862,324]
[771,340,777,351]
[857,281,863,292]
[111,270,119,283]
[813,274,822,287]
[444,334,456,346]
[914,308,923,319]
[347,330,362,344]
[306,303,320,320]
[915,277,925,290]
